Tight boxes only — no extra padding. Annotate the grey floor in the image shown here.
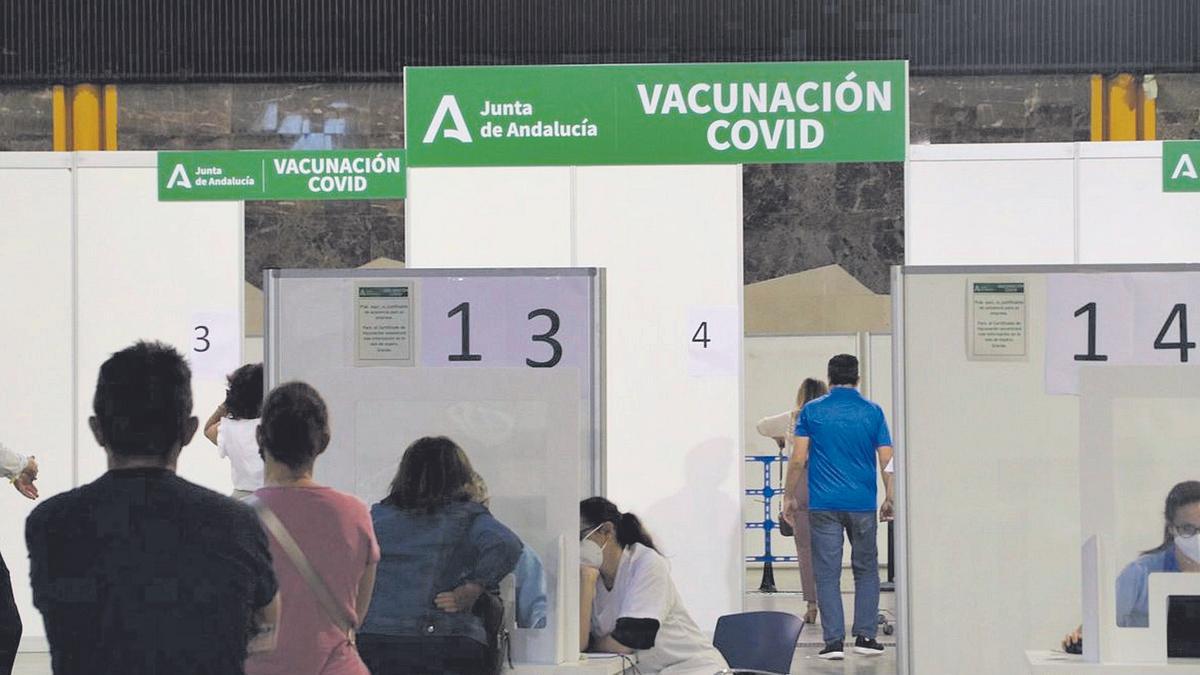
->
[744,564,898,675]
[13,567,897,675]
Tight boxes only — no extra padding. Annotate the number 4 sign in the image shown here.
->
[1045,273,1200,394]
[687,306,739,377]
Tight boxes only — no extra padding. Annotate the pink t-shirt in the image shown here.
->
[244,486,381,675]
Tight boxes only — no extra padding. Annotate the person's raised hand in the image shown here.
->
[13,456,38,500]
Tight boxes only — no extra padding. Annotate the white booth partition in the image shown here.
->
[908,142,1200,266]
[0,152,243,650]
[264,267,605,665]
[896,264,1200,675]
[406,164,745,633]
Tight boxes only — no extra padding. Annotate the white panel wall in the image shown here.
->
[75,153,242,493]
[406,164,744,633]
[903,272,1080,675]
[1077,142,1200,262]
[907,144,1076,265]
[0,155,74,650]
[908,141,1200,266]
[406,167,573,266]
[574,164,743,630]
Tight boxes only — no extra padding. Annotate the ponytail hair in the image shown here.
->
[581,497,659,552]
[1142,480,1200,555]
[796,378,828,409]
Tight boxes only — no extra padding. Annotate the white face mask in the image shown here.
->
[1176,532,1200,563]
[580,524,607,568]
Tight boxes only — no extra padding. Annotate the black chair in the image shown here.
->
[712,611,804,675]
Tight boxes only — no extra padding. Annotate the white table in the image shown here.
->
[1027,650,1200,673]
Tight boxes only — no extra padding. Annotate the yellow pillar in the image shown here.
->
[1107,74,1138,141]
[1090,75,1105,142]
[103,85,118,150]
[1090,74,1157,142]
[52,85,71,151]
[53,84,118,151]
[71,84,102,151]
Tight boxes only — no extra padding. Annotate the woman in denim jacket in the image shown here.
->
[358,436,522,674]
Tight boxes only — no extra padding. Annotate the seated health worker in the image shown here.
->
[579,497,728,675]
[1063,480,1200,651]
[204,363,265,500]
[1116,480,1200,627]
[358,436,523,675]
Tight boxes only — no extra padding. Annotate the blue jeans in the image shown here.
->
[809,510,880,644]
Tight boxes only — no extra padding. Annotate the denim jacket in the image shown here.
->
[360,500,522,645]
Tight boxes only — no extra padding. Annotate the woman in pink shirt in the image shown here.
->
[244,382,380,675]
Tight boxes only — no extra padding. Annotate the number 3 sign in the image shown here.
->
[1046,273,1200,394]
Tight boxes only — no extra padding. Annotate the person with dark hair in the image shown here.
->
[0,442,37,675]
[244,381,379,675]
[25,341,280,675]
[578,497,728,674]
[204,363,266,499]
[1062,480,1200,652]
[756,377,829,624]
[358,436,522,675]
[784,354,893,660]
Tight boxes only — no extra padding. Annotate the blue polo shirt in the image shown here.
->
[794,387,892,512]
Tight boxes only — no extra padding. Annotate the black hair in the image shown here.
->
[92,341,193,457]
[1143,480,1200,555]
[224,363,264,420]
[827,354,860,386]
[382,436,488,512]
[258,382,330,471]
[580,497,659,552]
[796,378,829,408]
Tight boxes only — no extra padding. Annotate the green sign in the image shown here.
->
[1163,141,1200,192]
[973,282,1025,294]
[405,61,907,168]
[157,150,406,201]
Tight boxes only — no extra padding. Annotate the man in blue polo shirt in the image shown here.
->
[784,354,894,661]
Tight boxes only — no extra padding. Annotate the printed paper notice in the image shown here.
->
[969,281,1027,359]
[355,284,415,366]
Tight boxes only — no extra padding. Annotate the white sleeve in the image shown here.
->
[617,551,672,622]
[215,420,230,459]
[754,410,793,440]
[0,441,28,479]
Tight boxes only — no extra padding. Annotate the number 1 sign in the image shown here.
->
[1046,273,1200,394]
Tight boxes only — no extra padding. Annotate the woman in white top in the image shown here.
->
[579,497,728,675]
[203,363,264,499]
[755,377,828,624]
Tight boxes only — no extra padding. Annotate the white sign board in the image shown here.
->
[354,283,416,366]
[1046,272,1200,394]
[968,280,1027,359]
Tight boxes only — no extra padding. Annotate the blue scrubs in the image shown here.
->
[1116,547,1181,627]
